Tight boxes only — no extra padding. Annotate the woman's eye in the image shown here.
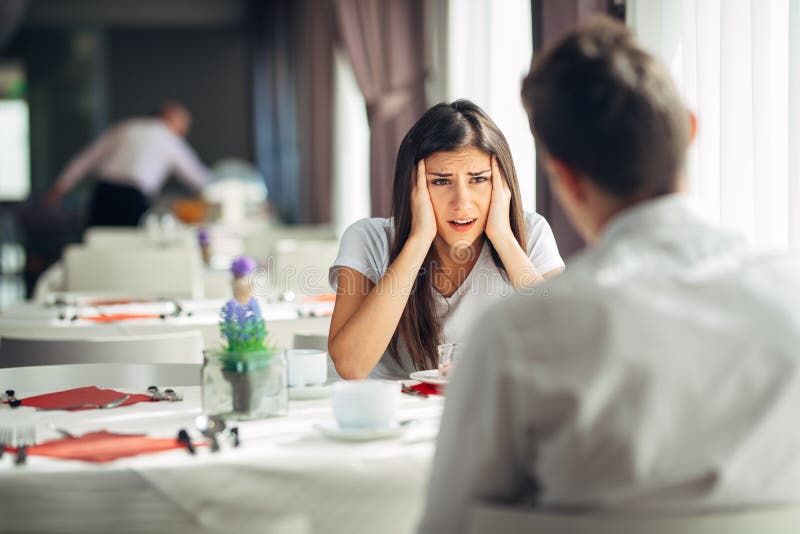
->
[471,176,489,183]
[431,178,450,186]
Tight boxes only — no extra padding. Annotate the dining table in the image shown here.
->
[0,297,333,351]
[0,384,444,534]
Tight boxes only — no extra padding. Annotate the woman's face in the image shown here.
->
[423,146,493,248]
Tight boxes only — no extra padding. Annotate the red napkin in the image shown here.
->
[409,382,443,396]
[20,386,154,411]
[3,431,186,463]
[85,298,153,306]
[79,313,161,322]
[301,294,336,303]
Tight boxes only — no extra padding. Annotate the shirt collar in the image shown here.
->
[597,193,698,246]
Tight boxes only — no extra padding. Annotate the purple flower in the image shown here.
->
[233,302,248,327]
[198,228,211,246]
[246,297,262,318]
[231,256,256,277]
[221,300,238,323]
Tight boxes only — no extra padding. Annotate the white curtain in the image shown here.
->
[446,0,536,211]
[629,0,800,249]
[332,47,371,237]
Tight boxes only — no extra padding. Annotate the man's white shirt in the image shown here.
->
[55,118,210,196]
[419,194,800,534]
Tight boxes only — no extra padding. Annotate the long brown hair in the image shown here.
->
[388,100,527,371]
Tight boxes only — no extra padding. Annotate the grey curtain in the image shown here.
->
[252,0,302,223]
[531,0,616,258]
[296,0,334,224]
[333,0,427,218]
[252,0,334,224]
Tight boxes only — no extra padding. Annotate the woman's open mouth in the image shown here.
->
[447,218,477,233]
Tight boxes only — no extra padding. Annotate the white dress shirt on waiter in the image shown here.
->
[54,117,210,196]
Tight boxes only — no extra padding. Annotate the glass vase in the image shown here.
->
[202,349,288,420]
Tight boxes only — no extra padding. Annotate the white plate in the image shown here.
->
[313,421,406,442]
[288,384,331,400]
[409,369,448,386]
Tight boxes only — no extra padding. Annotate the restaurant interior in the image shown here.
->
[1,0,799,533]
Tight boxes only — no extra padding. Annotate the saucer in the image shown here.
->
[409,369,448,386]
[288,384,331,400]
[313,420,407,442]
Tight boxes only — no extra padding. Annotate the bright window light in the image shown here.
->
[0,100,31,201]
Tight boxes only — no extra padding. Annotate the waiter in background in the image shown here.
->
[45,100,211,226]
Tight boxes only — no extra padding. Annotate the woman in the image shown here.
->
[328,100,564,380]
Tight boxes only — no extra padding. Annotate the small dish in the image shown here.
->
[409,369,448,386]
[313,420,407,442]
[288,384,331,400]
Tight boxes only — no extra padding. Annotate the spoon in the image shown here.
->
[195,414,226,452]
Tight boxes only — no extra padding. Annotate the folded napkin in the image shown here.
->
[409,383,443,396]
[20,386,153,411]
[3,431,186,463]
[79,313,161,322]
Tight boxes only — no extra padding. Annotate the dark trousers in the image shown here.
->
[88,181,150,227]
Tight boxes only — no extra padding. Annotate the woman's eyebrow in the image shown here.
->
[427,169,490,177]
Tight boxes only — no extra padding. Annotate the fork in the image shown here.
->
[0,425,36,465]
[15,425,36,465]
[36,394,131,411]
[401,384,428,398]
[0,426,10,458]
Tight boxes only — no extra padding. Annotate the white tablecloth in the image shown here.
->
[0,299,332,350]
[0,386,443,534]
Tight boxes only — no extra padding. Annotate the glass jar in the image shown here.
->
[202,349,288,420]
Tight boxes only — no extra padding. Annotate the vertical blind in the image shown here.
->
[629,0,800,249]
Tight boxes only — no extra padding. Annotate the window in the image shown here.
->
[629,0,800,249]
[0,63,31,202]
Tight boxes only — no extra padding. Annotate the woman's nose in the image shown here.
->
[450,182,472,209]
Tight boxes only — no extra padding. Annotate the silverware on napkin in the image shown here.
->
[401,384,428,398]
[36,394,131,412]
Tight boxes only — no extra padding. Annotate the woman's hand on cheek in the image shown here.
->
[485,155,513,243]
[410,159,438,245]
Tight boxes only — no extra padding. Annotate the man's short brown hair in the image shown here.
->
[521,15,689,199]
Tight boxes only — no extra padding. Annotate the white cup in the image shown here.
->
[286,349,328,388]
[332,380,399,430]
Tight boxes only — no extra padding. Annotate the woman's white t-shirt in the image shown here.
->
[329,212,565,379]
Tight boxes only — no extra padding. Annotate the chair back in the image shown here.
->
[466,503,800,534]
[272,239,340,296]
[0,331,204,368]
[243,223,336,264]
[63,243,203,298]
[83,226,195,249]
[292,332,341,383]
[0,362,201,390]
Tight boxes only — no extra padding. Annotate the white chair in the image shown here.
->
[83,226,195,249]
[272,239,340,296]
[0,362,201,390]
[466,503,800,534]
[0,331,204,388]
[0,331,203,368]
[292,332,341,383]
[31,261,65,301]
[62,243,204,298]
[243,223,336,263]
